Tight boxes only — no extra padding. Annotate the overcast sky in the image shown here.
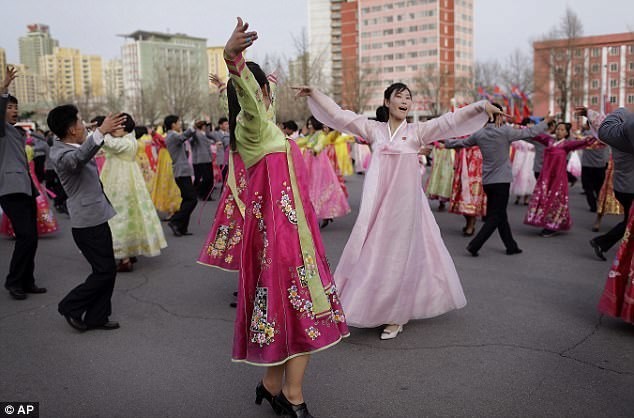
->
[1,0,632,66]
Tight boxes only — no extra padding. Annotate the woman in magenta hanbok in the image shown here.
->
[222,19,348,417]
[297,81,503,341]
[525,123,595,237]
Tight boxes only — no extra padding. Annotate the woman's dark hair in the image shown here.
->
[283,120,298,132]
[8,95,18,105]
[120,113,135,133]
[557,122,572,137]
[134,126,148,139]
[227,61,270,151]
[375,106,389,122]
[308,116,323,131]
[164,115,179,132]
[47,104,79,139]
[488,102,503,123]
[91,115,106,127]
[520,117,533,126]
[375,82,412,122]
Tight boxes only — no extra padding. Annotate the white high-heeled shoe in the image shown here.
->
[380,325,403,340]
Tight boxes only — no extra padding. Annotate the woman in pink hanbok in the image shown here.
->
[304,116,351,228]
[222,19,348,418]
[525,123,595,237]
[510,139,536,205]
[297,81,503,340]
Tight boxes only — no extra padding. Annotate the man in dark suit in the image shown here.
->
[0,65,46,300]
[48,106,126,332]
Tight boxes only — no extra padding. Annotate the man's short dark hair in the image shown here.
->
[7,95,18,105]
[164,115,179,131]
[217,117,228,125]
[283,120,298,132]
[47,105,79,139]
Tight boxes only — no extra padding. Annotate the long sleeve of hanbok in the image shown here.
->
[528,133,553,147]
[597,108,634,155]
[563,137,595,152]
[308,89,381,143]
[414,101,489,146]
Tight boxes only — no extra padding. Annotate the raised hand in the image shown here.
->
[484,102,511,128]
[98,113,127,135]
[291,86,313,98]
[224,17,258,59]
[209,73,224,88]
[2,65,18,93]
[543,113,555,124]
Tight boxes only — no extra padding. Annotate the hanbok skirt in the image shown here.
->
[233,142,349,365]
[598,204,634,324]
[597,159,623,216]
[426,147,455,201]
[510,142,536,196]
[150,148,182,216]
[101,157,167,259]
[307,151,351,220]
[449,147,486,216]
[198,153,247,271]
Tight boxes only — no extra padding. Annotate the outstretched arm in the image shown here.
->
[0,65,18,137]
[295,86,378,143]
[597,108,634,154]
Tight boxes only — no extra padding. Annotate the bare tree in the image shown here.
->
[414,64,452,116]
[535,7,585,120]
[155,63,207,122]
[501,49,534,97]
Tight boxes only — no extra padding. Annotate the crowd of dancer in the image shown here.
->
[1,17,633,418]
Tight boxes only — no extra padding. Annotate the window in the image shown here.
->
[610,63,618,72]
[610,79,618,88]
[629,62,634,71]
[609,96,617,104]
[609,46,620,56]
[628,95,634,104]
[591,79,599,89]
[591,48,601,57]
[574,48,583,57]
[591,96,598,105]
[629,78,634,87]
[574,64,581,74]
[629,45,634,54]
[591,63,599,73]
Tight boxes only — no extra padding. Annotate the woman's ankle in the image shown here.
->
[281,385,304,405]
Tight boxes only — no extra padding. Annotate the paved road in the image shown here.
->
[1,174,632,418]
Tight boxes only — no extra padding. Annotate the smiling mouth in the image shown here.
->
[398,106,408,112]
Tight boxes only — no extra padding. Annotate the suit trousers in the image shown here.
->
[594,191,634,252]
[33,156,46,184]
[171,176,198,233]
[0,193,38,291]
[193,163,213,198]
[58,222,117,326]
[581,165,607,212]
[469,183,519,252]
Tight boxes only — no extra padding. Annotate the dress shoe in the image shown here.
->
[466,245,479,257]
[380,324,403,340]
[540,229,558,238]
[64,315,87,332]
[181,231,193,236]
[255,381,278,413]
[167,222,182,237]
[273,391,313,418]
[88,321,120,331]
[24,285,47,294]
[117,260,134,273]
[506,248,523,255]
[589,239,606,261]
[6,287,27,300]
[319,218,333,229]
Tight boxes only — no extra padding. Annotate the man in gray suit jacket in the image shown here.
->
[164,114,196,236]
[445,105,551,256]
[0,66,46,300]
[47,105,126,332]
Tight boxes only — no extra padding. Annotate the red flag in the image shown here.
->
[514,102,522,123]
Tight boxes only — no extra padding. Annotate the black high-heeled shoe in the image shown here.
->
[255,381,278,413]
[273,391,313,418]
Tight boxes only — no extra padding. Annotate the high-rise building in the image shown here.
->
[533,32,634,121]
[310,0,474,116]
[19,24,59,74]
[356,0,473,115]
[207,46,228,88]
[105,59,124,99]
[120,30,207,107]
[10,64,39,105]
[40,47,105,103]
[308,0,335,93]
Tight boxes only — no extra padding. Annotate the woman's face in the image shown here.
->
[307,121,314,134]
[555,124,568,139]
[385,88,412,122]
